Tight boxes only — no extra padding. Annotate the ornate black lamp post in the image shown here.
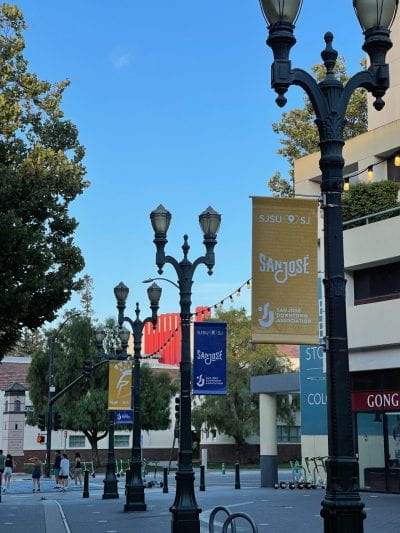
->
[95,327,122,500]
[259,0,398,531]
[114,281,162,512]
[148,204,221,533]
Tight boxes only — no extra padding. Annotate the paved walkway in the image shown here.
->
[0,469,399,532]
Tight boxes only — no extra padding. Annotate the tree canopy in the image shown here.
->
[268,57,367,196]
[192,308,294,461]
[0,3,88,358]
[27,313,177,465]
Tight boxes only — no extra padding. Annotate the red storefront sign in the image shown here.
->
[352,390,400,412]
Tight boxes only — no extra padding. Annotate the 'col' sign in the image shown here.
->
[193,322,227,395]
[352,390,400,411]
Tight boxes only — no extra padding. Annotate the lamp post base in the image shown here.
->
[124,501,146,512]
[102,478,119,499]
[170,470,201,533]
[124,463,146,512]
[320,458,365,532]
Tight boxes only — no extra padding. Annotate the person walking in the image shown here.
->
[59,453,70,492]
[3,454,13,492]
[0,449,5,476]
[73,452,83,486]
[32,458,42,492]
[53,450,62,488]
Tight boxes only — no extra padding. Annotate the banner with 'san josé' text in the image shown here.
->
[193,322,227,395]
[252,196,319,345]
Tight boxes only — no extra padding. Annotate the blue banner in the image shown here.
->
[193,322,227,395]
[114,410,133,425]
[299,278,327,435]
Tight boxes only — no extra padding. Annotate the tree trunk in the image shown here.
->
[84,431,102,467]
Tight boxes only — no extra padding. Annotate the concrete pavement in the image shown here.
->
[1,469,399,532]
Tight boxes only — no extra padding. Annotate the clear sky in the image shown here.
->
[16,1,366,324]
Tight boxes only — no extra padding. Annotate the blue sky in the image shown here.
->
[16,1,365,324]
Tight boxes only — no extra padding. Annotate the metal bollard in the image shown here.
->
[234,463,241,489]
[200,465,205,491]
[83,470,89,498]
[163,467,168,493]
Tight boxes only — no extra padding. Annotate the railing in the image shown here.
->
[209,505,259,532]
[343,205,400,228]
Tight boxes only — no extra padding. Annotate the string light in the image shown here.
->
[367,165,374,180]
[149,278,253,356]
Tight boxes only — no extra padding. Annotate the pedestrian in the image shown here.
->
[32,458,41,492]
[53,450,62,488]
[73,452,83,486]
[59,453,70,492]
[0,449,5,476]
[3,453,13,492]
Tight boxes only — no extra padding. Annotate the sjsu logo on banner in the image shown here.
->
[193,322,227,395]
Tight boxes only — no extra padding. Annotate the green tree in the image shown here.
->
[27,314,108,465]
[0,4,88,358]
[9,326,44,356]
[141,364,178,431]
[27,314,178,465]
[268,57,367,196]
[192,308,294,462]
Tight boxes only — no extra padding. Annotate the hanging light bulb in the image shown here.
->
[246,280,251,289]
[229,295,234,303]
[394,154,400,167]
[367,165,374,180]
[236,289,241,297]
[343,178,350,192]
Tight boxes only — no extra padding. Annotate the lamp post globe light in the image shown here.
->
[149,204,221,533]
[95,326,123,500]
[114,281,162,512]
[259,0,397,531]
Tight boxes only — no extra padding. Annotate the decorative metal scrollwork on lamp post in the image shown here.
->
[258,0,397,531]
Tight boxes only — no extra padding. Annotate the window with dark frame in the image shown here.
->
[353,261,400,305]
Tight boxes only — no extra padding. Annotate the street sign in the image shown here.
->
[115,410,133,425]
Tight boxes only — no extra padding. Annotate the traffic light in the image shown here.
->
[83,360,93,378]
[53,412,62,431]
[37,413,46,431]
[175,397,180,424]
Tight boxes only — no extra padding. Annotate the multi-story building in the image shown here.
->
[296,13,400,493]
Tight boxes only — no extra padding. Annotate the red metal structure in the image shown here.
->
[143,307,211,365]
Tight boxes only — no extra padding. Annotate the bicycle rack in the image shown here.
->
[221,512,259,533]
[209,506,236,533]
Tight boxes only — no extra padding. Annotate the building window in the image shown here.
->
[14,400,21,412]
[4,400,8,412]
[15,424,18,430]
[114,435,130,447]
[354,261,400,305]
[277,425,300,443]
[69,435,85,448]
[388,157,400,182]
